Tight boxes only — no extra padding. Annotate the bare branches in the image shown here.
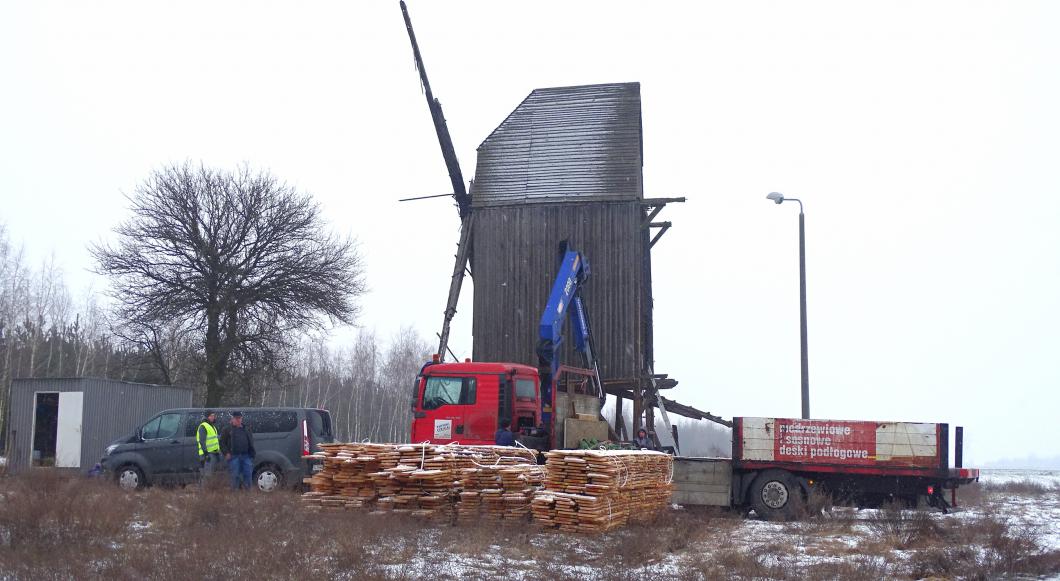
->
[91,162,367,405]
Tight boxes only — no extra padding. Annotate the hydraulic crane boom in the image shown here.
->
[535,246,605,430]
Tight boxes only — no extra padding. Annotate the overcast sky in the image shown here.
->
[2,1,1058,465]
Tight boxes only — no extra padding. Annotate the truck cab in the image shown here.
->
[411,361,543,446]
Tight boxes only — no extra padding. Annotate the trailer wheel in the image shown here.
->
[749,469,803,520]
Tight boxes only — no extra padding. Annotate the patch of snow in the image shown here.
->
[979,468,1060,487]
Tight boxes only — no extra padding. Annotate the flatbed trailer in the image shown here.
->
[672,417,979,518]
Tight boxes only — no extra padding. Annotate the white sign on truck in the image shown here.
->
[433,419,452,440]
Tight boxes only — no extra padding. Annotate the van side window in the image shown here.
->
[422,377,476,410]
[141,416,161,440]
[242,411,297,433]
[143,413,181,440]
[185,414,211,437]
[307,410,332,438]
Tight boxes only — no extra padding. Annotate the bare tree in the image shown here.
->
[91,163,367,405]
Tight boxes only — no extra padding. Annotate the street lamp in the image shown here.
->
[766,192,810,419]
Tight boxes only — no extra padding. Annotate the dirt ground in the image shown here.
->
[0,470,1058,580]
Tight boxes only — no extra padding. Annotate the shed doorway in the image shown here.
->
[32,391,83,468]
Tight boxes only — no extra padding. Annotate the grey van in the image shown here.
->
[100,407,334,491]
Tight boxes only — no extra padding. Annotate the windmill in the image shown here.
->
[398,1,473,362]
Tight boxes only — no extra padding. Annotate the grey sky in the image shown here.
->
[2,1,1058,464]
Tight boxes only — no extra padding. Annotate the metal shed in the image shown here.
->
[4,377,192,472]
[469,82,683,435]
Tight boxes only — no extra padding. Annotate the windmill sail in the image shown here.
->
[399,1,473,360]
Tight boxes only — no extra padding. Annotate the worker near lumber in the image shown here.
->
[196,410,222,484]
[531,422,549,439]
[634,428,654,450]
[494,419,516,446]
[220,411,256,490]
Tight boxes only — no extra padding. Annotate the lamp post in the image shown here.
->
[766,192,810,419]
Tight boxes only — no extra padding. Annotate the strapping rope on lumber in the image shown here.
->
[531,450,673,533]
[300,442,539,521]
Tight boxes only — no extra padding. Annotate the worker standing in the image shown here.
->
[494,420,515,446]
[196,410,221,486]
[220,411,256,491]
[634,428,654,450]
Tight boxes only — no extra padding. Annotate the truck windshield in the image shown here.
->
[423,376,476,410]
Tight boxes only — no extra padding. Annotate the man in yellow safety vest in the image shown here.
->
[197,411,221,483]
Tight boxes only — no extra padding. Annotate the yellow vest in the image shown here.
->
[197,421,220,456]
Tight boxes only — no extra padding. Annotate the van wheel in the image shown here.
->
[750,469,803,520]
[117,465,145,491]
[254,464,284,492]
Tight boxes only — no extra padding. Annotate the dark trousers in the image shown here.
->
[228,454,254,490]
[199,452,221,488]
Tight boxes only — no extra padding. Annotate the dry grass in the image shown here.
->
[981,478,1060,495]
[1,471,1059,580]
[901,511,1060,579]
[864,500,942,549]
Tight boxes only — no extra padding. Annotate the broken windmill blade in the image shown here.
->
[399,0,473,362]
[398,192,458,203]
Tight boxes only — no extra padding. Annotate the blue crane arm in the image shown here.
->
[538,250,587,348]
[537,249,604,432]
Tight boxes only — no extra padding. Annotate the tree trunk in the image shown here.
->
[204,308,224,406]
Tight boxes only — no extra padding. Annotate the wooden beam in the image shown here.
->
[649,222,672,249]
[611,388,733,427]
[641,197,687,206]
[641,205,665,228]
[632,387,643,433]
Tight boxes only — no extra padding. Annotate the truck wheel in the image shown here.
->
[750,469,803,520]
[116,465,145,491]
[254,464,284,492]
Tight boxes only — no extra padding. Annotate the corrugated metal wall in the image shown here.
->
[4,378,192,472]
[472,82,643,207]
[471,202,646,382]
[82,379,192,469]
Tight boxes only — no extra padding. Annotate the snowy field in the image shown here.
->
[980,467,1060,487]
[0,469,1058,579]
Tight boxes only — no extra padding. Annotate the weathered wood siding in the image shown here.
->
[470,202,646,382]
[472,83,642,208]
[468,82,651,389]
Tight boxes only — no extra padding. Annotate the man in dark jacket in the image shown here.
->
[494,420,515,446]
[219,411,256,490]
[634,428,654,450]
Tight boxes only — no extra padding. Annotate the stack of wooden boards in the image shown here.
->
[531,450,673,533]
[457,463,545,522]
[301,442,539,521]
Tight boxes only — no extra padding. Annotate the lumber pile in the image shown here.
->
[301,442,539,521]
[531,450,673,533]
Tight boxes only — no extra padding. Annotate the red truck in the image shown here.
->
[410,361,543,445]
[411,361,979,517]
[408,244,978,516]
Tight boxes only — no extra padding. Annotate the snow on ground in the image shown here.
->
[968,469,1060,551]
[980,468,1060,487]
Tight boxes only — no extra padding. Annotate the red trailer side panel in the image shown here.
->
[738,417,942,470]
